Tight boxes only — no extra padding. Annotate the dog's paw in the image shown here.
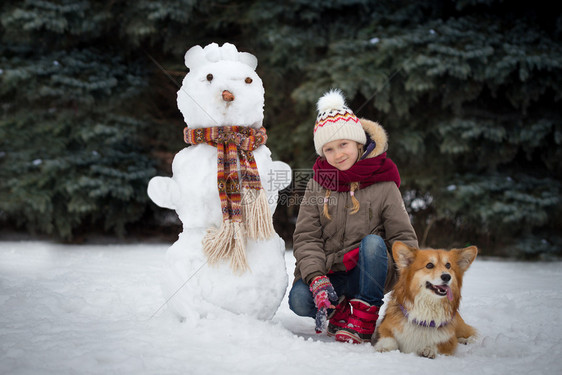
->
[374,337,399,353]
[458,334,477,345]
[419,346,437,359]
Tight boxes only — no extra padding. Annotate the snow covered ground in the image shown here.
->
[1,241,561,375]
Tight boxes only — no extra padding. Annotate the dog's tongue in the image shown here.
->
[444,285,453,301]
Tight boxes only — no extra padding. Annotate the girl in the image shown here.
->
[289,90,418,344]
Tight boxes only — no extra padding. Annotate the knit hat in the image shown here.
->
[313,89,366,157]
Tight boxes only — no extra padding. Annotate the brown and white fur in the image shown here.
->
[373,241,478,358]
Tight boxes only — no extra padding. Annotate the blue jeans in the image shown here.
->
[289,234,388,318]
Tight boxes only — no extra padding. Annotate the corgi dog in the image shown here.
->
[373,241,478,358]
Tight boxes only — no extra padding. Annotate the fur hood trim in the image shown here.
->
[359,118,388,158]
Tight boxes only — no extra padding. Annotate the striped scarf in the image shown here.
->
[184,126,274,272]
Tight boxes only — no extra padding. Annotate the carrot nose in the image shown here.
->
[222,90,235,102]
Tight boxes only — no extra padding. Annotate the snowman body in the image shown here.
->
[148,43,291,320]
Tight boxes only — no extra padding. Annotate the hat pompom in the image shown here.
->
[317,89,346,113]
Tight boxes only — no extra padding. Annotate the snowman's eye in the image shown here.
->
[206,74,213,82]
[245,77,253,84]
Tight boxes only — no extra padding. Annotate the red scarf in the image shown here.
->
[313,152,401,192]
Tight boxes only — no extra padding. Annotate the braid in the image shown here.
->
[348,143,364,214]
[322,190,332,220]
[349,182,360,214]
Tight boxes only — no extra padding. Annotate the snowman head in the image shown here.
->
[177,42,265,129]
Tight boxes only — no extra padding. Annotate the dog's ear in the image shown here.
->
[393,241,417,270]
[453,246,478,271]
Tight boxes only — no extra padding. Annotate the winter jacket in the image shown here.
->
[292,119,419,291]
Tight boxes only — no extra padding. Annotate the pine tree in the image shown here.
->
[0,2,156,239]
[0,0,247,240]
[1,0,560,257]
[246,0,562,257]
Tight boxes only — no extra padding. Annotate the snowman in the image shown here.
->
[148,42,291,321]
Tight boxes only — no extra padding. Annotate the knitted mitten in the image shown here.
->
[309,275,338,333]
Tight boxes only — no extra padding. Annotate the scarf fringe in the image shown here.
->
[201,190,274,274]
[242,188,275,240]
[202,220,249,273]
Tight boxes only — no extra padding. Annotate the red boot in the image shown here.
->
[335,299,379,344]
[327,297,351,337]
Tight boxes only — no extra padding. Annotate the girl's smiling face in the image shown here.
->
[322,139,360,171]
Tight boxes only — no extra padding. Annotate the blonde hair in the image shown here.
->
[322,190,332,219]
[322,144,363,219]
[349,182,360,214]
